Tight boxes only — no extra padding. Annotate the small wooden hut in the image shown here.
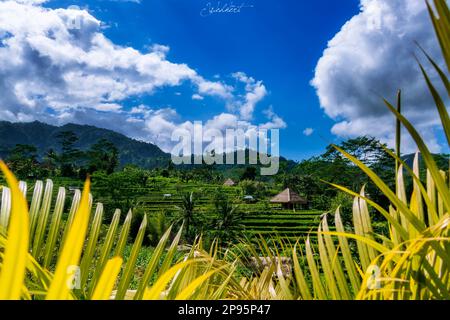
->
[223,178,236,187]
[270,188,306,210]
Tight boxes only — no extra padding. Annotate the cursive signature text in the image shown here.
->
[200,2,254,17]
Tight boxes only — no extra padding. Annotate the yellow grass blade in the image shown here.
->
[46,178,91,300]
[0,161,29,300]
[143,260,199,300]
[292,244,313,300]
[91,257,123,300]
[175,266,225,300]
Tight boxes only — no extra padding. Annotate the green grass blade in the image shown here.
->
[292,244,313,300]
[334,210,361,294]
[115,214,147,300]
[305,236,327,299]
[427,0,450,72]
[32,179,53,259]
[334,144,427,233]
[28,180,43,242]
[80,203,104,289]
[417,62,450,145]
[352,196,371,271]
[157,227,183,278]
[114,210,133,257]
[43,187,66,268]
[0,186,11,231]
[317,225,340,299]
[58,189,81,257]
[321,216,352,299]
[134,226,174,300]
[384,99,450,213]
[88,209,121,296]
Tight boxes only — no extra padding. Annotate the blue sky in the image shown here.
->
[47,0,359,160]
[0,0,447,160]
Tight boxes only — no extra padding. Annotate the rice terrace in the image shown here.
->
[0,0,449,306]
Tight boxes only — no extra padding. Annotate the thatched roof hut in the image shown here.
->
[223,178,236,187]
[270,188,306,209]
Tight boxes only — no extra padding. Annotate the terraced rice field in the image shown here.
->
[130,181,326,241]
[33,177,327,242]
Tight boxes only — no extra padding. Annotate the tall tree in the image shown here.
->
[291,136,396,210]
[56,131,82,177]
[6,144,39,179]
[175,192,196,242]
[240,166,257,181]
[211,191,243,244]
[86,139,119,174]
[41,148,58,176]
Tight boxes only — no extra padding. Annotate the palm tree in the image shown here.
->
[212,199,243,244]
[147,211,171,246]
[175,192,196,241]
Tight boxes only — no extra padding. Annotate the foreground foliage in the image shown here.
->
[0,0,449,300]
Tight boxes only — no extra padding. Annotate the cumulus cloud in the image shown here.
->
[0,1,285,153]
[0,1,238,117]
[260,107,287,130]
[121,105,285,152]
[195,78,233,99]
[303,128,314,137]
[0,1,204,116]
[192,94,204,101]
[231,72,268,120]
[312,0,448,153]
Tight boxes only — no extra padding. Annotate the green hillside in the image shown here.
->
[0,121,170,169]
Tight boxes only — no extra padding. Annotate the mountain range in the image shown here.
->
[0,121,294,171]
[3,121,434,173]
[0,121,170,169]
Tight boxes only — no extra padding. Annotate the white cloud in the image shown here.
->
[108,0,141,3]
[192,93,204,101]
[13,0,47,4]
[94,103,123,112]
[260,107,286,130]
[312,0,448,153]
[0,1,234,116]
[231,72,267,120]
[149,43,170,58]
[303,128,314,136]
[0,1,286,153]
[195,77,233,99]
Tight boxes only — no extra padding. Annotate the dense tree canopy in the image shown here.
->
[6,144,39,179]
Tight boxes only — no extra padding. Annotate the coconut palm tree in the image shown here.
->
[175,192,196,241]
[212,198,243,244]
